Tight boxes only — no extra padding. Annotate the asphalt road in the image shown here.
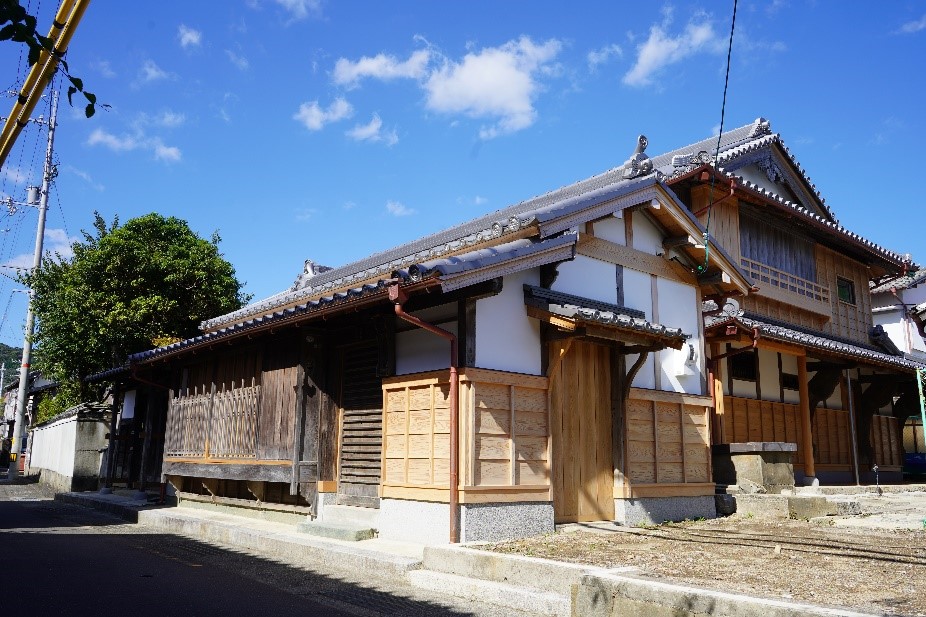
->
[0,483,533,617]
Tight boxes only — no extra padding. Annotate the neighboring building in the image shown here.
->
[871,267,926,363]
[98,117,923,543]
[1,372,56,468]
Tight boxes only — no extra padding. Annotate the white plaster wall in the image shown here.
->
[592,216,625,245]
[824,372,844,409]
[475,270,542,376]
[396,321,458,375]
[780,353,800,404]
[121,389,136,420]
[29,415,77,477]
[730,377,755,398]
[734,164,786,200]
[624,268,655,389]
[758,349,780,402]
[655,278,701,394]
[631,213,663,255]
[551,254,617,304]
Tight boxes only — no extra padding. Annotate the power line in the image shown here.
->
[698,0,738,274]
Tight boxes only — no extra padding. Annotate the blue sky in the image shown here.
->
[0,0,925,350]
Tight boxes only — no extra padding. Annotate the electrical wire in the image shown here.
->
[697,0,738,274]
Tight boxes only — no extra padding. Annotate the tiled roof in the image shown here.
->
[207,117,909,333]
[129,237,577,365]
[705,312,926,372]
[524,285,687,346]
[870,268,926,294]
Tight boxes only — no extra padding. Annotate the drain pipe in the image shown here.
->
[388,283,460,543]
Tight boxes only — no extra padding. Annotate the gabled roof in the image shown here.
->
[871,267,926,295]
[705,312,926,372]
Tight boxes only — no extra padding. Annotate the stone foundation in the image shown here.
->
[614,496,716,526]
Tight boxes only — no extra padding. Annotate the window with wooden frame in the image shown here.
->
[729,351,757,382]
[836,276,856,305]
[780,372,799,391]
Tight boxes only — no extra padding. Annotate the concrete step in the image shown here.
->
[320,503,380,528]
[297,520,376,541]
[408,569,569,617]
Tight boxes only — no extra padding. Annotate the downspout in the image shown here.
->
[388,283,460,544]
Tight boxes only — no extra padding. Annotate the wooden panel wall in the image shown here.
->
[739,295,826,332]
[337,343,384,504]
[691,185,741,266]
[871,415,903,467]
[815,245,873,344]
[258,339,299,460]
[625,389,711,487]
[720,396,902,470]
[381,368,549,503]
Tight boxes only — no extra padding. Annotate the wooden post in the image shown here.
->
[797,356,816,483]
[137,389,156,492]
[102,382,122,493]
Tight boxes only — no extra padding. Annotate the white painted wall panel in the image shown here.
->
[475,270,542,375]
[631,213,663,255]
[624,268,655,389]
[551,254,616,304]
[592,216,625,245]
[396,321,458,375]
[29,415,77,477]
[655,278,701,394]
[758,349,780,402]
[121,390,136,420]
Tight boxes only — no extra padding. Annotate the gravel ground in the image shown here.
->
[486,497,926,616]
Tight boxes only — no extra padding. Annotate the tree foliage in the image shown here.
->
[0,0,103,117]
[23,213,250,400]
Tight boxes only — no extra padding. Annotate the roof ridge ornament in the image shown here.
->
[622,134,655,180]
[748,117,771,138]
[291,259,334,291]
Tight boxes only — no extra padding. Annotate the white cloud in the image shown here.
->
[153,142,182,162]
[587,44,623,71]
[346,114,398,145]
[5,228,79,269]
[156,110,186,128]
[178,24,202,48]
[135,60,171,87]
[87,128,139,152]
[386,200,414,216]
[87,128,181,163]
[333,49,431,87]
[294,207,318,221]
[93,59,116,78]
[274,0,321,20]
[899,14,926,34]
[424,36,562,140]
[293,98,353,131]
[1,164,31,186]
[225,49,250,71]
[65,165,104,191]
[473,195,487,206]
[623,14,724,87]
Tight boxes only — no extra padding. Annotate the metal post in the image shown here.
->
[7,91,57,480]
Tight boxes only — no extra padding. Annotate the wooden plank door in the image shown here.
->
[336,342,383,507]
[550,340,615,523]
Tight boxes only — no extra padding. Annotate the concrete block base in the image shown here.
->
[378,499,554,543]
[297,520,376,541]
[614,496,716,526]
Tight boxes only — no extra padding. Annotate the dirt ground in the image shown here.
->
[485,492,926,616]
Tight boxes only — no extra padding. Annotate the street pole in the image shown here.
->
[7,91,56,480]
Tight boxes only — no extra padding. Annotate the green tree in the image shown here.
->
[23,212,250,404]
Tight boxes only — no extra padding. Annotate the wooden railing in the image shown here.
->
[165,382,261,459]
[719,396,901,469]
[740,257,829,303]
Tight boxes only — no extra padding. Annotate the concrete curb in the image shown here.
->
[137,508,422,581]
[408,570,570,617]
[55,491,157,522]
[573,571,880,617]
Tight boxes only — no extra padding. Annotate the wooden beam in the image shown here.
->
[162,461,293,483]
[577,234,697,285]
[797,355,816,481]
[697,271,732,286]
[756,338,806,357]
[663,235,700,250]
[526,306,578,331]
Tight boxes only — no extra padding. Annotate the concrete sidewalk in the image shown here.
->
[56,490,884,617]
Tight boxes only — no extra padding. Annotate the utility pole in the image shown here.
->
[7,91,56,480]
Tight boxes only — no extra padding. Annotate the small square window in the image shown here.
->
[729,351,757,382]
[837,277,856,305]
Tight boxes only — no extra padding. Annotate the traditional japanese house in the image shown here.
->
[116,117,923,543]
[117,132,756,543]
[662,118,925,486]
